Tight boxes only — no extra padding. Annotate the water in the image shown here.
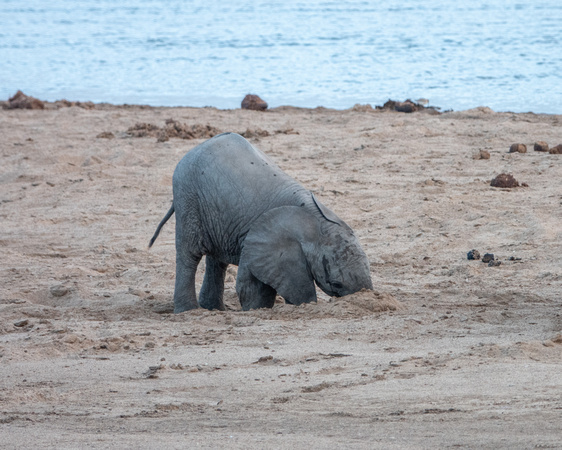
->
[1,0,561,113]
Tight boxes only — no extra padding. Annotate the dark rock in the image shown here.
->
[534,141,549,152]
[241,94,268,111]
[509,143,527,153]
[549,144,562,154]
[488,260,502,267]
[394,100,418,113]
[490,173,519,188]
[7,91,45,110]
[467,249,481,260]
[482,253,495,263]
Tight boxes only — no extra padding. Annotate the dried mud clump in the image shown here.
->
[549,144,562,154]
[50,99,96,109]
[126,120,221,142]
[482,253,495,263]
[509,143,527,153]
[241,94,268,111]
[5,90,45,110]
[96,131,115,139]
[490,173,520,188]
[473,149,490,160]
[377,99,440,114]
[127,123,161,138]
[241,128,271,138]
[467,249,481,260]
[534,141,549,152]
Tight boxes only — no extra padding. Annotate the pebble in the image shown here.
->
[482,253,495,263]
[14,319,29,327]
[509,143,527,153]
[467,249,481,260]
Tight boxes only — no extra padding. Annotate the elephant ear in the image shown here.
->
[241,206,319,305]
[311,193,344,226]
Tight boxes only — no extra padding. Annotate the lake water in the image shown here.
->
[1,0,561,113]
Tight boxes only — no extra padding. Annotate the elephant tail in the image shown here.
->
[148,204,175,248]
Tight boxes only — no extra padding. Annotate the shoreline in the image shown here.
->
[2,90,559,116]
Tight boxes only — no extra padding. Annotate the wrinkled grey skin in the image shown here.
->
[150,133,373,313]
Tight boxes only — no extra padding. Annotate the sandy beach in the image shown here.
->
[1,100,561,448]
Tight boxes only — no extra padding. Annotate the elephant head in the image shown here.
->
[239,196,373,306]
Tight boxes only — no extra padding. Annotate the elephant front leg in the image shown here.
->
[174,252,201,313]
[198,256,228,311]
[236,263,277,310]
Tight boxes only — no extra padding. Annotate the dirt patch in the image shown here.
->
[5,90,45,109]
[126,120,221,142]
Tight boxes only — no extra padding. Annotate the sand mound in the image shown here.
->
[250,289,403,320]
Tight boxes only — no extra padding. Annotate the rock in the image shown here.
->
[488,260,502,267]
[482,253,495,263]
[241,94,268,111]
[467,249,481,260]
[394,100,418,113]
[7,91,45,110]
[14,319,29,327]
[549,144,562,154]
[473,149,490,160]
[490,173,519,188]
[509,143,527,153]
[534,141,549,152]
[50,284,69,297]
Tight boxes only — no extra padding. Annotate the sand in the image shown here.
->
[1,102,561,449]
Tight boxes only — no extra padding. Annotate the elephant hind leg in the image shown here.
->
[199,256,228,311]
[174,252,201,313]
[236,263,277,310]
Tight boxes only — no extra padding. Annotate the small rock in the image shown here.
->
[490,173,519,188]
[473,149,490,160]
[467,249,481,260]
[509,143,527,153]
[394,100,418,113]
[50,284,69,297]
[534,141,549,152]
[549,144,562,154]
[241,94,268,111]
[14,319,29,328]
[482,253,495,263]
[488,260,501,267]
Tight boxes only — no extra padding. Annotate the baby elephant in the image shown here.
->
[149,133,373,313]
